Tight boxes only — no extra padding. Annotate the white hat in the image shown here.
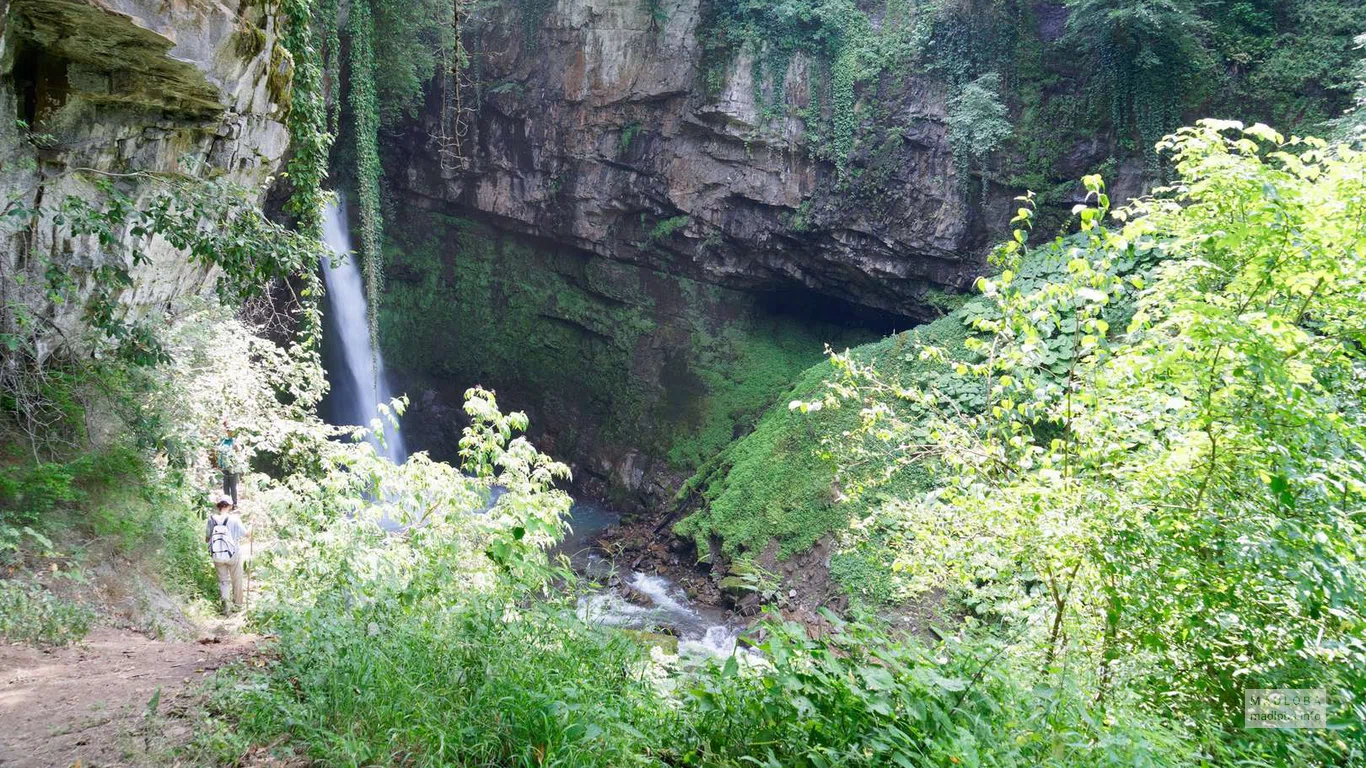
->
[215,494,234,508]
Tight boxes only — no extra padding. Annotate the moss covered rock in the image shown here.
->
[378,208,885,508]
[675,306,980,603]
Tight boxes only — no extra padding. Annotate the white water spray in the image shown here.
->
[321,199,406,463]
[577,569,746,658]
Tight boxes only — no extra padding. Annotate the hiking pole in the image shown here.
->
[245,537,251,610]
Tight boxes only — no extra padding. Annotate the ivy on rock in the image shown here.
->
[346,0,384,352]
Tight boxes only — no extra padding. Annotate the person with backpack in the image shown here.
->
[205,494,249,614]
[213,419,247,506]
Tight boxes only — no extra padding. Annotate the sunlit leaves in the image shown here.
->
[816,121,1366,758]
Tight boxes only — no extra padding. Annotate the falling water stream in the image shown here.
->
[320,200,406,464]
[319,200,738,654]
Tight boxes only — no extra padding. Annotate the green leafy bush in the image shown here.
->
[0,580,94,647]
[946,72,1013,175]
[0,461,81,527]
[821,122,1366,761]
[648,215,690,242]
[677,614,1183,767]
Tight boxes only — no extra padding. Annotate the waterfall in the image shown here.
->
[320,199,407,464]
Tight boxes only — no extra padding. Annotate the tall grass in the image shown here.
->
[199,595,673,767]
[192,592,1185,767]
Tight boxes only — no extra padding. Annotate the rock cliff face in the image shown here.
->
[378,0,1036,505]
[0,0,291,358]
[388,0,1002,322]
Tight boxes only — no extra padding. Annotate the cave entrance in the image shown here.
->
[752,284,921,339]
[12,41,70,129]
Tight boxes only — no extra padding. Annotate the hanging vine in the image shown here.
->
[830,42,857,176]
[433,0,475,173]
[280,0,335,351]
[280,0,331,242]
[319,0,342,136]
[346,0,385,355]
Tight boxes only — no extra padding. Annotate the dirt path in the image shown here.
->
[0,626,255,768]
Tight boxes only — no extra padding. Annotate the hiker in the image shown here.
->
[205,494,249,614]
[213,419,246,505]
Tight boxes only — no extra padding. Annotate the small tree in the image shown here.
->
[946,72,1013,194]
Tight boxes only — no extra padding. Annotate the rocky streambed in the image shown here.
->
[556,497,748,657]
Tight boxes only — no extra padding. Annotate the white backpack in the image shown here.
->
[208,514,237,564]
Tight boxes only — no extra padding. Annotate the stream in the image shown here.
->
[557,498,744,657]
[512,493,745,657]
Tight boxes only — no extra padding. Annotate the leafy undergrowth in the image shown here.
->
[0,578,94,647]
[674,280,978,603]
[676,175,1153,605]
[0,301,331,646]
[668,123,1366,766]
[138,341,1181,767]
[183,602,1182,768]
[0,441,222,645]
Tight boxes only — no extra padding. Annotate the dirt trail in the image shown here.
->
[0,626,255,768]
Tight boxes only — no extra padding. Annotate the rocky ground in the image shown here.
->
[589,498,848,628]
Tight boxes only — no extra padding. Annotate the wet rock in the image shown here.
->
[613,451,649,493]
[735,593,763,617]
[622,629,679,654]
[619,583,648,606]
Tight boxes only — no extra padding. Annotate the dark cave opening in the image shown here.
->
[11,42,69,129]
[751,283,924,340]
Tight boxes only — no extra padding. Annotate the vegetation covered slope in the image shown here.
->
[674,313,970,594]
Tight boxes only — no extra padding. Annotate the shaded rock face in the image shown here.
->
[378,210,891,513]
[375,0,1046,508]
[0,0,291,358]
[387,0,999,323]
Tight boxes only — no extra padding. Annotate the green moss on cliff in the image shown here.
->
[675,308,975,597]
[380,215,655,453]
[702,0,1359,191]
[379,211,877,475]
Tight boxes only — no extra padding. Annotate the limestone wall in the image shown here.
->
[0,0,291,359]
